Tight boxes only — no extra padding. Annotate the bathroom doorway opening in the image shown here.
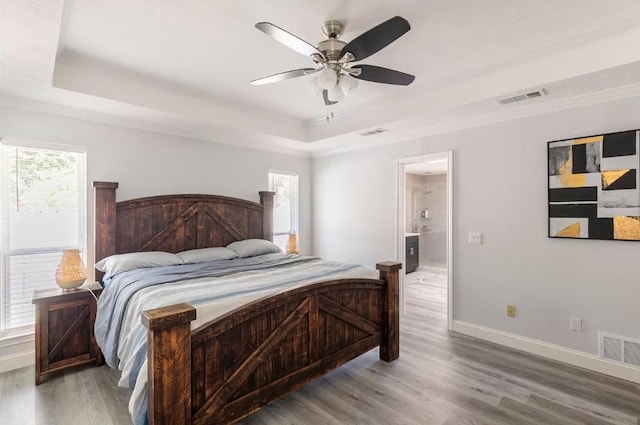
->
[397,152,452,330]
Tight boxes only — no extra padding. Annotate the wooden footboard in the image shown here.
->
[142,262,401,425]
[92,183,401,423]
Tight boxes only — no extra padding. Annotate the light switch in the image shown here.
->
[468,232,482,245]
[570,317,582,332]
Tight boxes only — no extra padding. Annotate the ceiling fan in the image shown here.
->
[251,16,415,106]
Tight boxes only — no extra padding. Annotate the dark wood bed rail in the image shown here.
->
[142,262,400,425]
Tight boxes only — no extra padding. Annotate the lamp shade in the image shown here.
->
[338,73,359,94]
[317,67,338,90]
[55,249,87,290]
[310,77,323,97]
[327,84,345,101]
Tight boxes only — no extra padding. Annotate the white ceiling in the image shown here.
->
[2,1,640,156]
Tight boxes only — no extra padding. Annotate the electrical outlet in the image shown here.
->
[507,305,516,318]
[468,232,482,245]
[570,317,582,332]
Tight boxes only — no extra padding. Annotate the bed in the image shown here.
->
[92,181,401,425]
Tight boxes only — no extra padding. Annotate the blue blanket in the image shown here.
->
[94,253,373,425]
[95,253,316,370]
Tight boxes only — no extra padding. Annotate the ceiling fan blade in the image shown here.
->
[340,16,410,62]
[351,65,415,85]
[256,22,325,59]
[251,68,319,85]
[323,90,338,105]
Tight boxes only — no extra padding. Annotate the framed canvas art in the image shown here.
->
[548,129,640,241]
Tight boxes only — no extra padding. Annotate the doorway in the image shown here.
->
[397,152,453,330]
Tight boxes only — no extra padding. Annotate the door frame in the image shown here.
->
[396,151,453,330]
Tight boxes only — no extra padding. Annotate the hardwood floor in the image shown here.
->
[1,269,638,424]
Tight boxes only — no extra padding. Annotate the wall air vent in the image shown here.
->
[600,332,640,368]
[498,88,547,105]
[360,128,388,137]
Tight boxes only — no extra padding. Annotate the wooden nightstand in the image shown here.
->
[32,282,103,385]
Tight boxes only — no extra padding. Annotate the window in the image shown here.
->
[268,172,299,251]
[0,140,86,336]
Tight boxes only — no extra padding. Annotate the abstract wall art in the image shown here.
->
[548,130,640,241]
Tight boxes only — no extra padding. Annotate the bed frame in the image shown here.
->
[93,182,401,425]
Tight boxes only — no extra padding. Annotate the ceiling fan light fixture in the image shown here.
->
[338,73,358,95]
[317,67,338,90]
[310,77,323,97]
[252,17,414,111]
[327,84,345,102]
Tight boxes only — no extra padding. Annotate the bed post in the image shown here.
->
[142,303,197,425]
[259,191,275,241]
[376,261,402,362]
[93,181,119,281]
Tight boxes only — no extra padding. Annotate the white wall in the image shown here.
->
[0,105,312,263]
[312,96,640,358]
[0,104,311,367]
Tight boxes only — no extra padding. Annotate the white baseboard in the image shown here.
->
[452,320,640,384]
[0,350,33,374]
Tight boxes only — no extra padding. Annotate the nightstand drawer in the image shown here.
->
[32,282,103,385]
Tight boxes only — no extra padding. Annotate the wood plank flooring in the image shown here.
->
[1,268,638,424]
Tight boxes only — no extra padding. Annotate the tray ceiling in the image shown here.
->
[2,1,640,155]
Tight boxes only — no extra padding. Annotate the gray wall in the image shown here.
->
[0,105,312,364]
[0,105,312,269]
[312,95,640,356]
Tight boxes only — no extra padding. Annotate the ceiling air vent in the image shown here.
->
[360,128,389,137]
[498,88,547,105]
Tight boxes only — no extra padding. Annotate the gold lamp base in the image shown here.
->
[286,232,299,254]
[56,279,86,291]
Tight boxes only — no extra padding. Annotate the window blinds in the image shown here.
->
[268,172,299,251]
[0,142,86,334]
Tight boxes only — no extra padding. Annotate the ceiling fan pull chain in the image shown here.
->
[325,106,335,122]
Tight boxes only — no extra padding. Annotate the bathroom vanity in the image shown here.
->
[405,233,420,273]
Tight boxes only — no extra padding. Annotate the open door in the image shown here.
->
[397,152,453,330]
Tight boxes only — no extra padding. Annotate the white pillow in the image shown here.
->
[177,247,238,264]
[95,251,183,277]
[227,239,281,258]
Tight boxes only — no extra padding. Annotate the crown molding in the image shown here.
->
[3,66,640,160]
[421,82,640,138]
[0,93,313,158]
[310,82,640,157]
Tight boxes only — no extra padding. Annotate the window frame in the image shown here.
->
[268,170,299,251]
[0,138,87,339]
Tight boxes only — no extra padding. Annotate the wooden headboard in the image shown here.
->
[93,182,275,278]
